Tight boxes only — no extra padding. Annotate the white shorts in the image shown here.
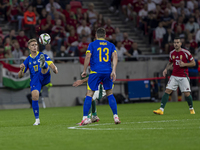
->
[166,75,191,92]
[93,85,106,100]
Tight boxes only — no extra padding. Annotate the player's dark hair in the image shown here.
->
[96,28,106,38]
[174,37,181,41]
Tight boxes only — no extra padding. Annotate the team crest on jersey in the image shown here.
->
[29,62,31,65]
[33,61,36,64]
[180,55,182,60]
[172,55,175,59]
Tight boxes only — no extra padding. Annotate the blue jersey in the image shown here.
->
[86,39,116,73]
[23,51,53,85]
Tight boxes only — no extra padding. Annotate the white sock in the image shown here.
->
[36,118,40,122]
[189,107,194,110]
[159,108,164,112]
[82,116,87,120]
[113,114,118,119]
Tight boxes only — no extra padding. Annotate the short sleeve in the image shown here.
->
[23,57,29,73]
[188,52,194,62]
[86,43,92,54]
[44,53,53,66]
[112,44,117,54]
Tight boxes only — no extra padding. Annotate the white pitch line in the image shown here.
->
[68,119,200,130]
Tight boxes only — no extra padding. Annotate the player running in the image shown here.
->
[18,39,58,125]
[79,28,120,125]
[73,77,104,123]
[153,37,196,115]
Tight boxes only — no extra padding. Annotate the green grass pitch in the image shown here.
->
[0,101,200,150]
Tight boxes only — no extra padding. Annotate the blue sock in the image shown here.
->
[83,96,92,116]
[43,62,48,69]
[32,100,39,119]
[107,94,118,115]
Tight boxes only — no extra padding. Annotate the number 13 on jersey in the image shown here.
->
[97,47,109,62]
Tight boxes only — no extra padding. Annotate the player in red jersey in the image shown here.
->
[153,37,196,115]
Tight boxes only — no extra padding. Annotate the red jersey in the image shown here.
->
[133,1,144,13]
[7,5,19,16]
[104,25,115,36]
[67,18,78,29]
[78,42,89,56]
[169,49,194,77]
[190,40,198,49]
[40,19,55,31]
[122,39,134,51]
[172,0,183,4]
[0,53,4,59]
[16,35,29,49]
[68,34,78,44]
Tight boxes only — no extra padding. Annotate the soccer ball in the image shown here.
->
[39,33,51,45]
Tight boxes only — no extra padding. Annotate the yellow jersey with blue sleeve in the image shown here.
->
[86,39,116,74]
[23,51,53,92]
[86,39,117,91]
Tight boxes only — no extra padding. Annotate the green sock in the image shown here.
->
[92,100,97,116]
[160,93,169,109]
[98,84,103,100]
[87,107,92,118]
[185,95,193,108]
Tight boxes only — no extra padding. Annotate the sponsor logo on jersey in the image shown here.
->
[100,42,107,45]
[33,61,36,64]
[172,55,175,59]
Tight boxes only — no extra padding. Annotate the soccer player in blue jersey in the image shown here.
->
[80,28,121,125]
[18,39,58,125]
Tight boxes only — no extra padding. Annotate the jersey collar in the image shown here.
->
[30,51,39,58]
[97,38,105,40]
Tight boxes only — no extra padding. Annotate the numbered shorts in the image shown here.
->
[30,69,51,92]
[93,84,106,100]
[166,75,191,92]
[87,73,113,91]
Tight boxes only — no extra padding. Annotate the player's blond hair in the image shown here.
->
[28,39,37,45]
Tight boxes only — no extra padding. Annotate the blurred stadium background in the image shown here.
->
[0,0,200,109]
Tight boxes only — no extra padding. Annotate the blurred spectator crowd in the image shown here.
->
[0,0,141,64]
[111,0,200,55]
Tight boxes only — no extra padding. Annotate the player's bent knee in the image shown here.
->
[87,90,94,97]
[106,89,113,96]
[31,90,39,100]
[184,92,190,97]
[165,89,172,94]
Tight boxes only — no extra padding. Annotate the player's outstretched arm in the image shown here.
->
[81,52,91,78]
[73,77,89,87]
[18,63,25,78]
[111,52,118,81]
[49,63,58,74]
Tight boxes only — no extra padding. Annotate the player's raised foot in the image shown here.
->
[153,109,164,115]
[91,115,100,123]
[33,118,40,126]
[79,118,92,126]
[190,108,195,114]
[40,54,45,68]
[113,114,121,124]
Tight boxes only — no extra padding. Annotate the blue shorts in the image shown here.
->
[30,69,51,92]
[87,73,113,91]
